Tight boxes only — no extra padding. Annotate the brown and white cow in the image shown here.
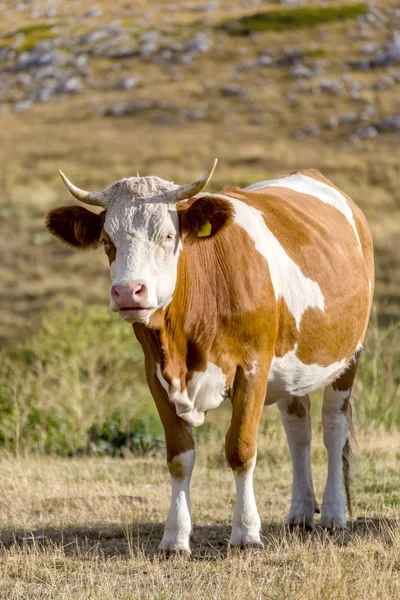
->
[46,161,374,555]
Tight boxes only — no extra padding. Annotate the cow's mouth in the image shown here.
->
[118,306,155,321]
[119,306,154,314]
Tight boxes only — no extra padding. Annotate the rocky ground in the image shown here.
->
[0,1,399,143]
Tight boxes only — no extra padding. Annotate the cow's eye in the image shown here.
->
[165,234,175,241]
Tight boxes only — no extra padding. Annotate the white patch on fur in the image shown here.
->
[244,359,258,377]
[278,398,316,529]
[159,449,195,554]
[230,455,263,547]
[267,348,348,403]
[320,386,349,529]
[156,363,227,427]
[201,193,325,330]
[245,172,361,249]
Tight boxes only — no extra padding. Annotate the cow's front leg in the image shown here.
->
[225,364,269,549]
[278,395,319,530]
[159,445,195,557]
[150,379,195,557]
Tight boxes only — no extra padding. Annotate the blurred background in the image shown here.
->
[0,0,399,455]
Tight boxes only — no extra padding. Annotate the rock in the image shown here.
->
[220,84,249,99]
[291,64,315,79]
[56,76,83,94]
[357,125,378,138]
[117,76,140,90]
[10,50,65,72]
[375,75,395,89]
[319,78,343,94]
[14,99,33,112]
[104,101,151,117]
[339,112,358,126]
[83,8,102,18]
[183,32,212,54]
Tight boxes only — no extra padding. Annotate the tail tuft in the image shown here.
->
[342,436,353,519]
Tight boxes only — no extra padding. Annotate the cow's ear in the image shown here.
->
[46,206,105,250]
[180,196,233,243]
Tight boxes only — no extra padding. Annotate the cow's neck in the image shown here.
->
[146,241,221,383]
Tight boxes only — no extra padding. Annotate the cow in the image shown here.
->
[46,160,374,556]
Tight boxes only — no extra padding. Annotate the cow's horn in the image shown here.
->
[58,170,106,207]
[161,159,218,203]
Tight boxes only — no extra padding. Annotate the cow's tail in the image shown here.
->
[342,401,354,519]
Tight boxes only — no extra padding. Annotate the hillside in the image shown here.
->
[0,0,399,344]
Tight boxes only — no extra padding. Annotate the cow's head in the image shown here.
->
[46,160,232,324]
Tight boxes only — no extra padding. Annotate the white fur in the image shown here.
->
[230,455,263,547]
[201,193,325,330]
[159,449,195,554]
[320,386,349,528]
[267,348,349,403]
[245,172,361,249]
[278,398,316,529]
[157,363,227,427]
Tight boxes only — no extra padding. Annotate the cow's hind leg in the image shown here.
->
[278,395,319,531]
[321,355,358,529]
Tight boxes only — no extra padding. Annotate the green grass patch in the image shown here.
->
[3,23,58,38]
[0,302,398,456]
[0,302,162,456]
[219,4,368,35]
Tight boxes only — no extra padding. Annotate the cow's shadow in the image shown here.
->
[0,517,397,560]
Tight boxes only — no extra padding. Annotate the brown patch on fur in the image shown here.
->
[168,455,187,481]
[46,206,105,250]
[275,297,298,357]
[341,395,351,414]
[101,230,116,264]
[333,354,359,392]
[287,395,309,419]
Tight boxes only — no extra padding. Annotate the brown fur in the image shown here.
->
[287,395,309,419]
[46,206,104,249]
[100,230,116,264]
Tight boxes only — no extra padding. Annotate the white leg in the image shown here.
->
[230,455,263,548]
[159,449,195,556]
[321,385,349,529]
[278,396,317,530]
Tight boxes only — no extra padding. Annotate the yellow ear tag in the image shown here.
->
[198,220,212,237]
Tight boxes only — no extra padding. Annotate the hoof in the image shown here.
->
[162,548,191,561]
[285,520,315,533]
[229,540,264,556]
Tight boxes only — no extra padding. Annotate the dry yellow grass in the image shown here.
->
[0,427,399,599]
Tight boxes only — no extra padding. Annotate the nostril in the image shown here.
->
[134,283,146,297]
[111,285,120,300]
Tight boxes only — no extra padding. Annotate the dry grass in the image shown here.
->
[0,428,399,599]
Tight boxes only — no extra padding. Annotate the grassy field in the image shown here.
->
[0,0,399,597]
[0,428,399,599]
